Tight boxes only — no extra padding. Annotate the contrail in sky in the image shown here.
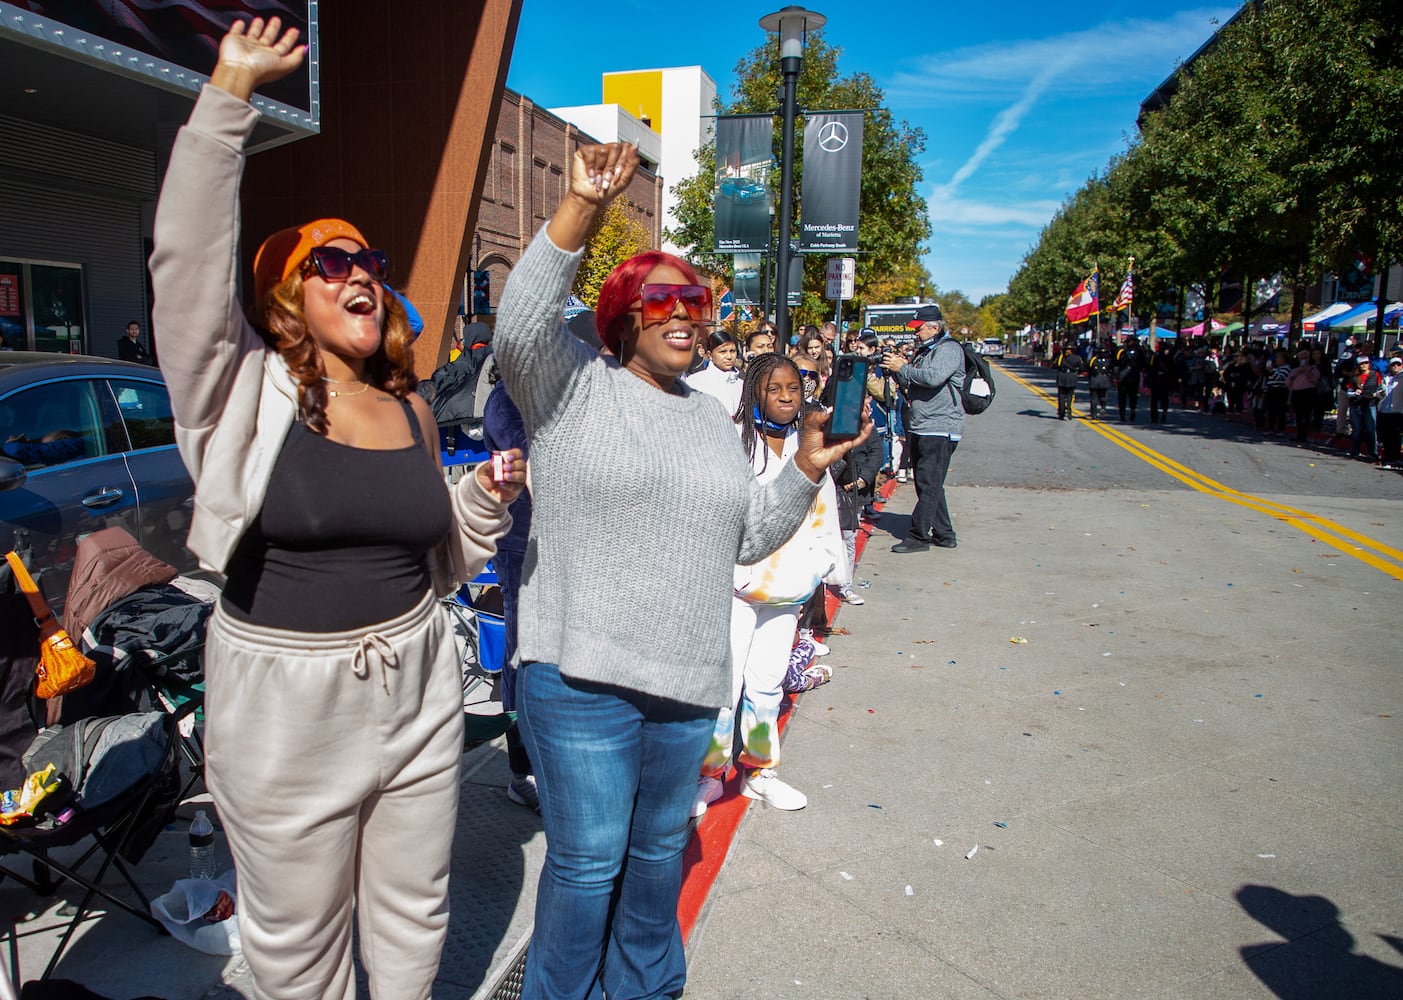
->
[936,55,1075,197]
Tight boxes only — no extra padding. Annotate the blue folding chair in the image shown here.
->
[441,564,506,702]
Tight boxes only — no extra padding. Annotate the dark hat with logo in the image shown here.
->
[906,304,944,329]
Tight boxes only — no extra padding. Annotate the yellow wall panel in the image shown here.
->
[603,70,664,135]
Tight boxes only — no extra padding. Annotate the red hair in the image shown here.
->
[594,251,701,355]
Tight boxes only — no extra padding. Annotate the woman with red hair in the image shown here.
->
[149,19,524,999]
[493,143,871,999]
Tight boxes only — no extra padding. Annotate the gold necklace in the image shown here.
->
[324,377,371,398]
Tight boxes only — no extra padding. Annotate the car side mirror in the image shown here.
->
[0,457,27,492]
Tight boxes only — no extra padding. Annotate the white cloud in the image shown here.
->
[928,193,1062,229]
[936,58,1070,195]
[890,6,1236,300]
[884,7,1236,106]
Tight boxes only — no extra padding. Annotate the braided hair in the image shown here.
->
[734,351,805,471]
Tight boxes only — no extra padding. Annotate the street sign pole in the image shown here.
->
[825,256,855,331]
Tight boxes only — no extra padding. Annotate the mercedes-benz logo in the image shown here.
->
[817,120,849,153]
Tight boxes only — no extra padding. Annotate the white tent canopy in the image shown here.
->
[1301,302,1354,329]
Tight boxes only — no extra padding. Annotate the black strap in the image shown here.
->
[398,398,425,447]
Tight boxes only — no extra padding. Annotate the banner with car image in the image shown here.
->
[732,253,763,304]
[800,111,863,252]
[714,115,774,253]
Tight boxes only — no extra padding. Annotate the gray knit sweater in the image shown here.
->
[495,229,821,707]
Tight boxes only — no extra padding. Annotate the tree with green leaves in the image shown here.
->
[1006,0,1403,339]
[668,30,930,328]
[573,200,654,307]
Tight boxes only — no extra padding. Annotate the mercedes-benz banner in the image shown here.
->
[732,253,763,304]
[800,111,864,252]
[714,115,774,253]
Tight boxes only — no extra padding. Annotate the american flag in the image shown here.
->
[1112,263,1134,311]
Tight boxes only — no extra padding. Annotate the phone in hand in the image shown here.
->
[824,354,869,441]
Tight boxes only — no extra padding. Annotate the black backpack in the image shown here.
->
[947,340,996,414]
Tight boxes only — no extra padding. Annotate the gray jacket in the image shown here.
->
[897,334,966,437]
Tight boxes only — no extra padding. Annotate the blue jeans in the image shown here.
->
[516,663,714,1000]
[1350,403,1377,457]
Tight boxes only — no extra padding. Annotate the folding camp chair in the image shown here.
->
[440,565,514,748]
[442,564,505,698]
[0,712,180,982]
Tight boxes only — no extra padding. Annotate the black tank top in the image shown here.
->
[221,400,452,632]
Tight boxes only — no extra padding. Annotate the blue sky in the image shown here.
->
[506,1,1238,302]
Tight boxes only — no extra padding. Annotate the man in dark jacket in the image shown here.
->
[117,320,153,365]
[419,318,492,428]
[1114,338,1144,422]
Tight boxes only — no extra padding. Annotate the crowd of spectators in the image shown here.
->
[1044,334,1403,469]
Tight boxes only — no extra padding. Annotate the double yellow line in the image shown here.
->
[997,363,1403,580]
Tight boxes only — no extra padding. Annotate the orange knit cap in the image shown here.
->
[252,218,368,302]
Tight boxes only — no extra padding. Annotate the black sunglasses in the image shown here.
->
[301,246,390,284]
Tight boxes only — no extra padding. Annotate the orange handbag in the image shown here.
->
[5,551,96,699]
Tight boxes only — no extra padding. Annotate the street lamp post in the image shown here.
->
[760,5,825,346]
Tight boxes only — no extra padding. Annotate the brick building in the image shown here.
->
[472,88,663,323]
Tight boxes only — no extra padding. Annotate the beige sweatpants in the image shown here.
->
[204,590,465,1000]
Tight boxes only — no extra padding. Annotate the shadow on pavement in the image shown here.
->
[1236,884,1403,999]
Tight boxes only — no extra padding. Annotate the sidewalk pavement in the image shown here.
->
[682,474,1403,998]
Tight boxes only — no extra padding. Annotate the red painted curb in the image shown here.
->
[677,476,900,943]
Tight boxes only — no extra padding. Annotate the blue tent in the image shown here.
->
[1137,326,1177,338]
[1317,300,1402,330]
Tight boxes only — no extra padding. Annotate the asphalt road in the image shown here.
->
[685,358,1403,999]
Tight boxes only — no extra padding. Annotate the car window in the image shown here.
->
[110,378,177,451]
[0,379,113,470]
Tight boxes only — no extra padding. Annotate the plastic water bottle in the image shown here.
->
[188,810,217,880]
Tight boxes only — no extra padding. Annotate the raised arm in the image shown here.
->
[150,19,305,438]
[737,407,873,564]
[493,143,638,429]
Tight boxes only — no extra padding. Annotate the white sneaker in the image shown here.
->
[842,590,865,606]
[506,774,540,813]
[897,469,908,483]
[798,628,830,656]
[742,769,807,810]
[692,775,724,818]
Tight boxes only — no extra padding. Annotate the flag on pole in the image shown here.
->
[1065,268,1099,323]
[1112,261,1134,311]
[718,289,735,322]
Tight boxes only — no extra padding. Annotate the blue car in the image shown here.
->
[719,176,768,204]
[0,353,198,612]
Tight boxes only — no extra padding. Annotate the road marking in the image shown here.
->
[996,362,1403,580]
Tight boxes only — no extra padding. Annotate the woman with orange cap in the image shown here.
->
[149,19,523,999]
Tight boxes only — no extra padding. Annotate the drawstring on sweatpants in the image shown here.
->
[352,633,398,692]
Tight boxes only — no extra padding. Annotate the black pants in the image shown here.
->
[1117,379,1139,420]
[1150,383,1171,422]
[1264,387,1289,433]
[1289,389,1314,442]
[1088,387,1108,419]
[1057,388,1075,419]
[907,433,958,545]
[1378,412,1402,464]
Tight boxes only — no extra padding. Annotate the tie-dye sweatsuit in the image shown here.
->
[703,425,845,774]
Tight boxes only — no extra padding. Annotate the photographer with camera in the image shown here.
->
[880,305,964,553]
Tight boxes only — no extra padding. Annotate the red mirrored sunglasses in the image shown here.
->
[632,283,712,326]
[300,246,390,284]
